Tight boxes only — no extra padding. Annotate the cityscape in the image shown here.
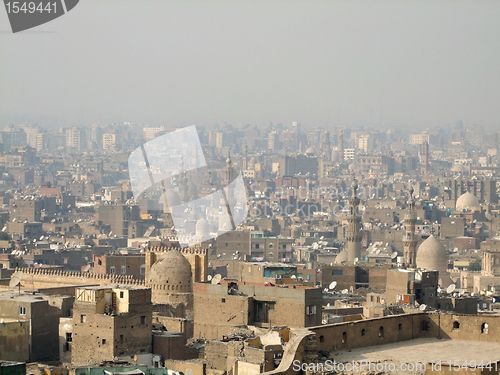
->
[2,1,500,374]
[0,121,499,374]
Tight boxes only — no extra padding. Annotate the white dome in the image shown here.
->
[331,150,340,162]
[334,250,348,264]
[416,235,448,275]
[196,218,209,237]
[451,164,467,173]
[456,192,480,211]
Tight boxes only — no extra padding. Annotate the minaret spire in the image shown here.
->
[403,185,418,267]
[346,178,362,262]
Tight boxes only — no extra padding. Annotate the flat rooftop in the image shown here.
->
[330,338,500,374]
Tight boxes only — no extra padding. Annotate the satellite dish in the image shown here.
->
[291,275,297,279]
[419,304,427,311]
[9,271,23,288]
[391,252,398,259]
[446,284,456,294]
[207,275,213,281]
[354,258,359,263]
[329,281,337,290]
[437,287,442,293]
[341,289,349,294]
[83,264,91,272]
[211,274,222,285]
[39,235,44,241]
[324,288,329,293]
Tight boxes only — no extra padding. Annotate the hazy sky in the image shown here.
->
[1,0,500,130]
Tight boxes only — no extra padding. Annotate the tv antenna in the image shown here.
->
[9,271,23,293]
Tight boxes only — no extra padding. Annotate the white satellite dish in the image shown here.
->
[446,284,456,294]
[211,274,222,285]
[320,236,324,240]
[9,271,23,289]
[419,304,427,311]
[83,264,91,272]
[391,252,398,259]
[207,275,213,281]
[354,258,359,263]
[39,235,44,241]
[341,289,349,294]
[437,287,442,293]
[329,281,337,290]
[324,288,329,293]
[291,275,297,279]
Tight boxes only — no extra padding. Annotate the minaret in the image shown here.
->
[420,141,429,175]
[338,129,345,163]
[178,157,189,203]
[242,143,248,170]
[346,179,362,262]
[225,152,234,202]
[403,186,418,267]
[322,130,331,160]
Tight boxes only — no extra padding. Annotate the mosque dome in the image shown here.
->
[195,218,210,237]
[148,250,192,292]
[416,235,448,275]
[451,164,467,174]
[305,147,316,157]
[248,157,256,169]
[456,192,480,211]
[334,250,348,264]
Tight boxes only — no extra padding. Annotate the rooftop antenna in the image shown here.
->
[446,284,456,294]
[9,271,23,293]
[211,274,222,285]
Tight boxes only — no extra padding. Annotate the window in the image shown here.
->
[331,270,343,276]
[306,305,317,315]
[398,324,402,331]
[361,329,366,336]
[120,291,124,298]
[379,326,384,338]
[119,335,124,341]
[453,321,460,330]
[80,314,86,323]
[420,321,428,332]
[121,266,126,275]
[481,323,489,334]
[342,332,347,343]
[102,339,106,345]
[221,298,226,303]
[110,266,115,274]
[140,265,146,275]
[141,316,147,325]
[319,335,324,343]
[19,306,26,315]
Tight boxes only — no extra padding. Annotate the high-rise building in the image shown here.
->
[65,127,84,151]
[102,133,116,150]
[403,187,418,267]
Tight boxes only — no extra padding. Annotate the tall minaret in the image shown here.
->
[338,129,345,163]
[242,143,248,170]
[420,141,429,175]
[403,186,418,267]
[225,152,234,202]
[346,179,363,262]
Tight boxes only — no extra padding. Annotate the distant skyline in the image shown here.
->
[1,1,500,130]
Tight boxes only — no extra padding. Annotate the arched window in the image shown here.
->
[481,323,489,334]
[453,321,460,330]
[361,329,366,336]
[420,320,428,332]
[342,332,347,343]
[379,326,384,338]
[398,323,402,331]
[319,335,324,343]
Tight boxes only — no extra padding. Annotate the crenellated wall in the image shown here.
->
[17,267,146,290]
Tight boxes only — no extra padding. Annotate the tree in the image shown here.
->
[468,259,482,272]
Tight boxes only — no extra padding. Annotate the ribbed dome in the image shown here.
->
[416,235,448,275]
[451,164,467,173]
[456,192,479,211]
[148,250,192,292]
[335,250,348,264]
[164,190,181,207]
